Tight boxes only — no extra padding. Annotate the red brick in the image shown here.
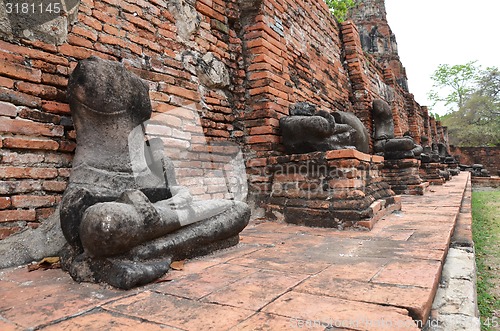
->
[11,195,57,208]
[36,207,57,220]
[0,101,17,117]
[161,85,200,102]
[41,73,68,88]
[0,76,14,88]
[16,82,60,100]
[42,101,70,115]
[0,87,42,108]
[0,197,11,210]
[0,48,25,64]
[0,210,36,222]
[103,24,127,37]
[0,117,64,137]
[246,135,280,144]
[2,137,59,151]
[71,25,99,41]
[123,12,156,32]
[0,40,68,66]
[98,33,126,47]
[68,34,94,48]
[58,140,77,152]
[0,59,42,82]
[18,108,61,124]
[0,167,59,179]
[0,227,22,239]
[77,13,103,31]
[196,2,226,22]
[248,126,278,135]
[58,168,72,177]
[58,43,92,59]
[42,181,68,192]
[0,181,41,194]
[0,152,45,165]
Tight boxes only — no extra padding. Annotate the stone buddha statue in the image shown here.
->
[372,99,423,159]
[279,102,370,154]
[60,56,250,289]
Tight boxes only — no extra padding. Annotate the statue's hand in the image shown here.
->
[164,186,193,209]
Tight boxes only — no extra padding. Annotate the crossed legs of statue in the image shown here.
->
[62,188,250,289]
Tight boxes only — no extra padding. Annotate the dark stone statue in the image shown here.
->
[372,99,423,159]
[60,56,250,289]
[280,102,370,154]
[420,136,440,163]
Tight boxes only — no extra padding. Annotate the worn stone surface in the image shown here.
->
[0,0,455,241]
[0,172,471,330]
[0,209,65,269]
[0,0,80,44]
[428,179,480,330]
[252,149,400,229]
[60,56,250,289]
[280,102,370,154]
[372,99,423,160]
[196,52,230,88]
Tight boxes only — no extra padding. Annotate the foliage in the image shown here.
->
[428,61,480,111]
[325,0,356,22]
[472,190,500,330]
[430,63,500,146]
[429,112,441,121]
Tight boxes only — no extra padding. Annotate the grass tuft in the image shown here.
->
[472,190,500,331]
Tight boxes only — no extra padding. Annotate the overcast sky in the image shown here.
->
[384,0,500,115]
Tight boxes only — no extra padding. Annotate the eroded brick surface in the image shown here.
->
[0,173,470,330]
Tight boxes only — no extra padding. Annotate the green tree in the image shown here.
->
[428,61,480,112]
[441,66,500,147]
[325,0,356,22]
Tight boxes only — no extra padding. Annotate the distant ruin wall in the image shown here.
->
[0,0,447,239]
[450,146,500,176]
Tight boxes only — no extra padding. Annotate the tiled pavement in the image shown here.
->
[0,172,470,331]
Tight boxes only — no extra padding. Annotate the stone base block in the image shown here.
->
[382,158,428,195]
[420,163,448,185]
[248,149,401,230]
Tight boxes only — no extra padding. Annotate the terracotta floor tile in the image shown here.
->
[263,291,419,331]
[298,257,389,282]
[230,312,327,330]
[193,243,262,264]
[227,245,332,275]
[154,263,259,299]
[0,320,22,331]
[244,222,306,235]
[295,278,434,321]
[371,259,442,288]
[393,248,446,261]
[40,310,179,330]
[202,269,308,310]
[104,291,253,330]
[0,279,126,329]
[0,266,68,284]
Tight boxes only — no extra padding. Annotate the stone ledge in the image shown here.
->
[250,149,400,230]
[382,158,428,195]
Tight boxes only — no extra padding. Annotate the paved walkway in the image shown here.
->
[0,173,470,331]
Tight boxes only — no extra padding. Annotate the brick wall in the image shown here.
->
[0,0,451,239]
[238,0,352,159]
[450,146,500,176]
[0,0,247,238]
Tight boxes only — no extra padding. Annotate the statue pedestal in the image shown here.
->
[420,162,449,185]
[382,158,429,195]
[248,149,401,230]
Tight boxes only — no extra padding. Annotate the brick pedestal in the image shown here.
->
[420,163,448,185]
[248,149,401,230]
[382,158,429,195]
